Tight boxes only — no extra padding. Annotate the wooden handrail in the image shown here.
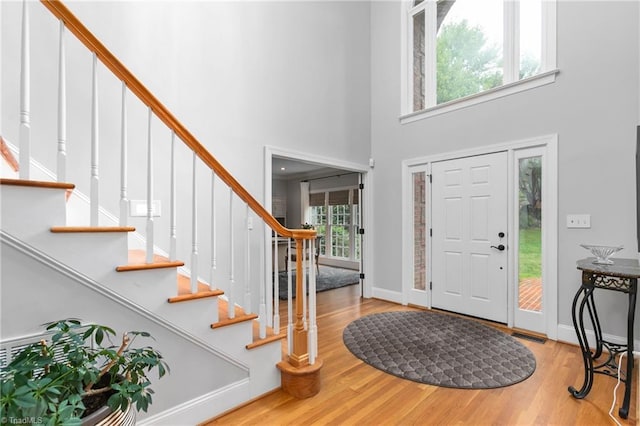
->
[40,0,315,242]
[0,136,20,172]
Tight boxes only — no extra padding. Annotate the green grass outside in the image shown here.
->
[519,227,542,280]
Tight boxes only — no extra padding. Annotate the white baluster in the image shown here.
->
[191,153,198,294]
[145,108,154,264]
[119,83,128,226]
[302,238,308,331]
[228,189,235,319]
[210,172,219,324]
[57,21,66,183]
[273,229,280,335]
[19,0,30,179]
[169,132,177,260]
[210,172,216,288]
[90,53,99,226]
[244,204,252,313]
[259,223,267,338]
[287,238,293,355]
[308,238,318,364]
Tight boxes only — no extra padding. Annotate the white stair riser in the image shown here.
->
[42,233,130,278]
[1,185,67,241]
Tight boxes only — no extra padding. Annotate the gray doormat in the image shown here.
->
[343,311,536,389]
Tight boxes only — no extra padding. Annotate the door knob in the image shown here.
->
[490,244,506,251]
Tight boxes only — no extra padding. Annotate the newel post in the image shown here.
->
[277,233,323,399]
[289,238,309,367]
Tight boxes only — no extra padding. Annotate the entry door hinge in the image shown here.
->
[359,273,365,280]
[359,183,364,190]
[430,281,432,290]
[429,174,432,183]
[358,228,365,235]
[430,228,432,237]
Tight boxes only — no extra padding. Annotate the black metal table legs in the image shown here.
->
[568,276,636,419]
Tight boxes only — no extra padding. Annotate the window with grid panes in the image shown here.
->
[309,188,360,261]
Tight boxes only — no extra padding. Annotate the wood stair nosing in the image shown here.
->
[116,261,184,272]
[116,249,184,272]
[51,226,136,233]
[0,178,75,190]
[211,298,258,329]
[246,321,286,350]
[168,274,224,303]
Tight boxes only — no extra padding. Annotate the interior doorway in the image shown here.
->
[264,147,371,326]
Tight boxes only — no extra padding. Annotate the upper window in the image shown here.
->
[403,0,556,118]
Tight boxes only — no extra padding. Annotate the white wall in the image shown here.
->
[370,1,640,338]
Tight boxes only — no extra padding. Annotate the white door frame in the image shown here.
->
[264,146,373,324]
[401,134,558,339]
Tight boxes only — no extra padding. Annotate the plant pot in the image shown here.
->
[81,401,136,426]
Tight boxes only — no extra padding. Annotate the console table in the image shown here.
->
[568,257,640,419]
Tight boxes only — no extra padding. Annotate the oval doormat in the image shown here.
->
[343,311,536,389]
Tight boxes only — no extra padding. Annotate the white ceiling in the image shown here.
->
[272,157,349,180]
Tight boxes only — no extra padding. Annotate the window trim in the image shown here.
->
[400,0,557,122]
[400,68,559,124]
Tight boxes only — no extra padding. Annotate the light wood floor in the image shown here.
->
[205,285,637,425]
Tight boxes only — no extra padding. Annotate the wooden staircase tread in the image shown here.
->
[167,274,224,303]
[116,249,184,272]
[246,322,286,350]
[51,226,136,233]
[0,178,75,190]
[168,290,223,303]
[211,298,258,329]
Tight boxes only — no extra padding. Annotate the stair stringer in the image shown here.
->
[0,231,253,424]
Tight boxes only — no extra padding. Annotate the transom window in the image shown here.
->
[403,0,556,117]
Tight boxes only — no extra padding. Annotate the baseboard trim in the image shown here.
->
[556,324,640,353]
[138,379,252,426]
[371,287,403,304]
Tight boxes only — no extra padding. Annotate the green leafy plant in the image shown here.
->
[0,319,169,425]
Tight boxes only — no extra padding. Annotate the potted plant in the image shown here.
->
[0,319,169,425]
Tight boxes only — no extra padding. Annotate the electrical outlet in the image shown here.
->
[566,214,590,228]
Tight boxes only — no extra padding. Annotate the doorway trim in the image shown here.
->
[401,134,558,339]
[264,146,373,319]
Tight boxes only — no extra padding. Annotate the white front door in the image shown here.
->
[431,152,508,323]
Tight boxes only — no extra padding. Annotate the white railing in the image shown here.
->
[8,0,319,372]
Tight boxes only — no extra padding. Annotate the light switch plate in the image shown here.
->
[129,200,161,217]
[566,214,590,228]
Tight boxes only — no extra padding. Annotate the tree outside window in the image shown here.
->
[408,0,551,112]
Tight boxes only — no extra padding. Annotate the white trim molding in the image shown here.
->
[401,134,558,339]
